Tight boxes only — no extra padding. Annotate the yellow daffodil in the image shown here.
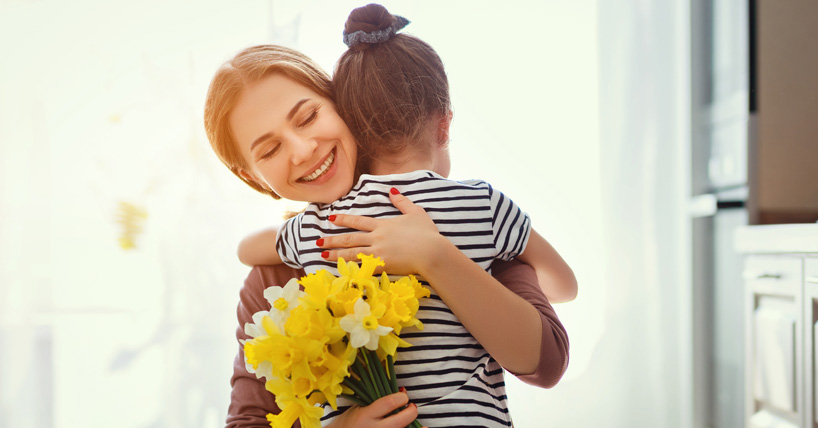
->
[291,375,315,398]
[265,376,291,398]
[335,254,384,290]
[312,341,357,409]
[299,270,334,310]
[356,253,385,279]
[243,313,285,380]
[244,336,275,380]
[340,298,392,350]
[284,306,345,345]
[329,285,362,318]
[284,306,321,340]
[262,334,319,381]
[385,275,428,332]
[380,331,412,357]
[266,395,324,428]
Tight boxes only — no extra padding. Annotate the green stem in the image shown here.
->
[387,354,398,394]
[368,349,393,395]
[361,350,385,398]
[352,357,378,399]
[344,377,374,404]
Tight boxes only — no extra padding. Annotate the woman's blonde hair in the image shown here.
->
[203,45,333,198]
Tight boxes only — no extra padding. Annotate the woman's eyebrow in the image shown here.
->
[250,98,310,151]
[286,98,310,120]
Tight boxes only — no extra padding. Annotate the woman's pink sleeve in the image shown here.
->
[226,265,305,428]
[491,259,570,388]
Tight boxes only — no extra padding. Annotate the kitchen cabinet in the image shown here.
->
[736,225,818,428]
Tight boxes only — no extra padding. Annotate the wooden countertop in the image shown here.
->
[735,223,818,254]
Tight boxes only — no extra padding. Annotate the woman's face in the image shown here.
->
[230,73,357,204]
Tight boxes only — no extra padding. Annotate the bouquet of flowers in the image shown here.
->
[242,254,430,428]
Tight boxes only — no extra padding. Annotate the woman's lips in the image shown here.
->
[298,148,336,183]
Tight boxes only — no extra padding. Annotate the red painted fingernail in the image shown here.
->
[316,238,324,247]
[399,386,407,393]
[321,251,329,259]
[328,214,336,222]
[390,187,400,195]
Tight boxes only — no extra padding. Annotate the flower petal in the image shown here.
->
[352,298,370,319]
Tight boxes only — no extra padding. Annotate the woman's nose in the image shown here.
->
[288,137,317,165]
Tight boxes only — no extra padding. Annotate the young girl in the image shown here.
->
[228,4,576,427]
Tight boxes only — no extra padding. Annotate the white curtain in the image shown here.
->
[505,0,692,426]
[0,1,692,427]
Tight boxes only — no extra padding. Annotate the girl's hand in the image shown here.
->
[326,391,424,428]
[317,188,451,275]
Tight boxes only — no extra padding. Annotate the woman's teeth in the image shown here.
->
[300,150,335,182]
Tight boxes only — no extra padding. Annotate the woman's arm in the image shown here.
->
[317,191,569,378]
[491,259,569,387]
[237,226,283,266]
[227,265,300,427]
[516,228,578,303]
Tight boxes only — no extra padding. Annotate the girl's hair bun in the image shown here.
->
[342,3,409,48]
[344,3,395,34]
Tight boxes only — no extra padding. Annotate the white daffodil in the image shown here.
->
[339,298,392,351]
[244,310,270,339]
[264,278,304,331]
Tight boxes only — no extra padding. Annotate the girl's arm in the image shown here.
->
[237,226,283,266]
[317,191,554,376]
[516,228,578,303]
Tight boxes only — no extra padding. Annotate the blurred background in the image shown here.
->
[3,0,814,427]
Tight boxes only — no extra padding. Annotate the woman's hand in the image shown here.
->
[317,189,451,275]
[326,391,424,428]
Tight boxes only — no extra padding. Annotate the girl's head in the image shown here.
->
[334,4,452,176]
[204,45,357,203]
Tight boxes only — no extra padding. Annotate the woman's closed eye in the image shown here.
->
[257,104,321,161]
[258,142,280,160]
[297,105,321,128]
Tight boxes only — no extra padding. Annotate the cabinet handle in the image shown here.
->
[807,276,818,284]
[742,271,784,280]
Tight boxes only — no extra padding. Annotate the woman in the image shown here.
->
[205,44,570,428]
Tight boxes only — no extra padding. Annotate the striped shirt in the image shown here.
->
[276,170,531,427]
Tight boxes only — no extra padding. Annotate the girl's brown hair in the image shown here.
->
[203,45,333,198]
[333,4,450,174]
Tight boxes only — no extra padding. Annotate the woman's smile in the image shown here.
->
[298,148,336,183]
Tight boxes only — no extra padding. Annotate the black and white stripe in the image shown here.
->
[276,170,531,427]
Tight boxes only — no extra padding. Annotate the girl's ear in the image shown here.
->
[437,110,453,146]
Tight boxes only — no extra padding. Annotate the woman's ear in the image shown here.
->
[437,110,453,146]
[238,168,261,186]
